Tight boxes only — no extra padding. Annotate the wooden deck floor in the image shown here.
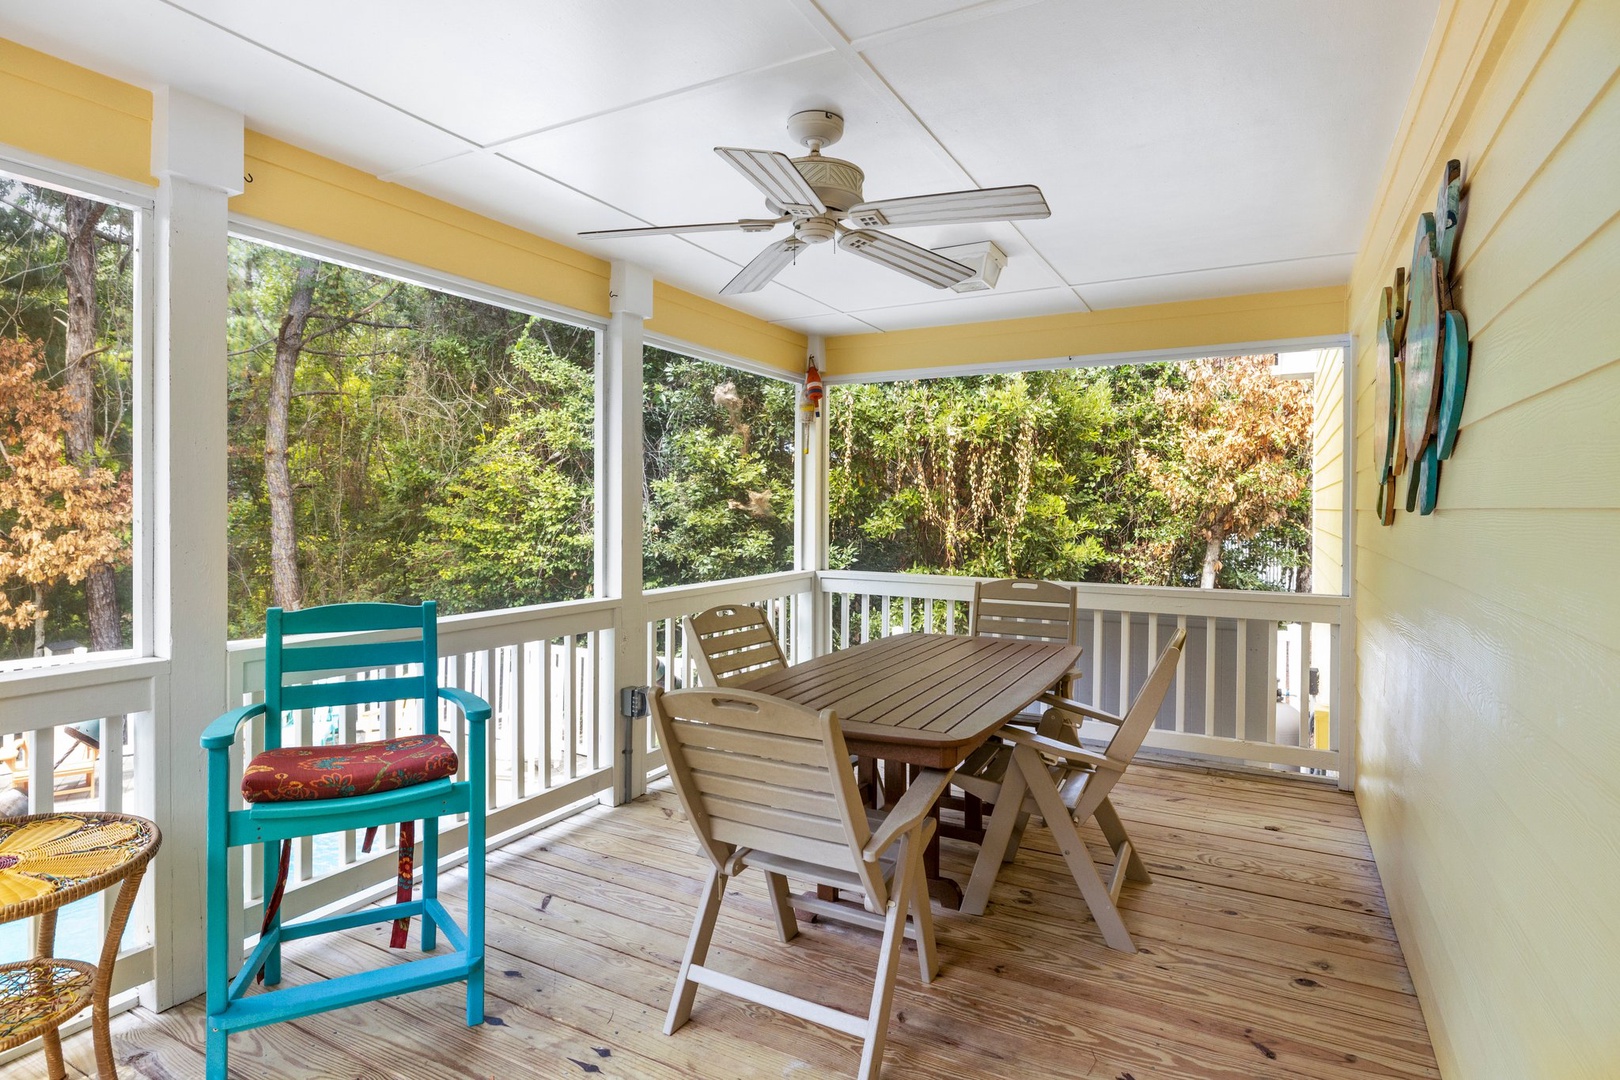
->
[16,763,1438,1079]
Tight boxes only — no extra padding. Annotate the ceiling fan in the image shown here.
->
[579,110,1051,296]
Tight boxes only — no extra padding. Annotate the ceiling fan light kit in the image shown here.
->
[580,109,1050,296]
[935,241,1008,293]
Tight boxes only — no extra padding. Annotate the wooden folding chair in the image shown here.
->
[955,628,1186,952]
[683,603,788,688]
[652,687,951,1080]
[970,578,1082,699]
[941,579,1084,834]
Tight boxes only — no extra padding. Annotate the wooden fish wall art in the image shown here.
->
[1376,158,1469,524]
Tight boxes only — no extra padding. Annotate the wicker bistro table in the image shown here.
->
[742,633,1082,906]
[0,812,161,1080]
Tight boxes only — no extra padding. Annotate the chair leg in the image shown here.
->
[762,871,799,943]
[1002,811,1031,864]
[961,758,1030,916]
[206,1025,228,1080]
[466,806,486,1026]
[857,837,912,1080]
[666,867,728,1035]
[905,841,939,984]
[1093,796,1151,883]
[259,838,282,986]
[422,816,440,952]
[1013,747,1136,953]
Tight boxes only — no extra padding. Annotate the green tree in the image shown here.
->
[1135,355,1312,588]
[642,348,796,588]
[415,332,595,608]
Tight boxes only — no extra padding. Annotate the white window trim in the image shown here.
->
[643,332,802,386]
[0,149,158,669]
[820,333,1351,385]
[227,215,608,334]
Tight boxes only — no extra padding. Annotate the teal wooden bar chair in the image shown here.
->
[201,601,489,1079]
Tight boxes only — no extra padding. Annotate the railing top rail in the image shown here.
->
[0,654,170,699]
[815,569,1349,622]
[227,595,620,658]
[642,570,815,621]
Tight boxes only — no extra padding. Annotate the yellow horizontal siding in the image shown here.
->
[233,133,611,319]
[0,38,153,185]
[1350,1,1620,1076]
[823,286,1347,377]
[646,282,806,375]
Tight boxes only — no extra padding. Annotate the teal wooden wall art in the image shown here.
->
[1378,159,1469,523]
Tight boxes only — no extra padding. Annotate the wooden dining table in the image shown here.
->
[741,632,1082,907]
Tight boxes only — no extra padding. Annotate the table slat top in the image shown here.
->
[742,634,1081,766]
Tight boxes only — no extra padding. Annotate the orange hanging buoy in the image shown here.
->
[804,361,825,418]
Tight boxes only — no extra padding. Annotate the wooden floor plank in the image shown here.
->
[9,762,1438,1079]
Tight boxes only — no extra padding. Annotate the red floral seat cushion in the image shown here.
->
[241,735,458,804]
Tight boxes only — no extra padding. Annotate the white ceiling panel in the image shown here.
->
[165,0,830,147]
[505,50,967,238]
[816,0,986,42]
[861,0,1437,287]
[774,312,886,338]
[0,0,1439,337]
[1074,253,1356,311]
[848,285,1085,332]
[0,1,472,177]
[398,151,641,248]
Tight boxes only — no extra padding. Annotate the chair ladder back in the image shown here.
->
[263,602,441,750]
[971,579,1079,645]
[651,689,880,898]
[685,605,788,688]
[1103,628,1186,766]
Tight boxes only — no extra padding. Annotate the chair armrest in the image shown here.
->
[440,686,491,726]
[1037,692,1123,726]
[863,767,954,861]
[200,703,268,751]
[999,727,1122,772]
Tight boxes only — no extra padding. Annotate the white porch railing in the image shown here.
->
[818,570,1354,781]
[0,656,165,1001]
[0,563,1354,1059]
[221,597,619,941]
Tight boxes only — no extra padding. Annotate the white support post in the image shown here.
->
[1339,339,1358,792]
[794,334,829,660]
[148,88,243,1009]
[599,262,651,803]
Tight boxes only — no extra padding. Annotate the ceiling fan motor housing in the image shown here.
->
[792,155,865,213]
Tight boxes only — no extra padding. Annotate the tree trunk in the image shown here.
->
[266,258,319,610]
[33,585,47,656]
[63,196,125,652]
[1200,531,1225,589]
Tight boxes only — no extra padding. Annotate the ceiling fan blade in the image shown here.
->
[720,237,808,295]
[846,184,1050,228]
[579,216,786,239]
[715,147,827,218]
[837,230,974,289]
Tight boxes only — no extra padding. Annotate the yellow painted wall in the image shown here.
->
[646,281,806,374]
[1349,0,1620,1076]
[0,41,803,372]
[0,38,153,185]
[1311,348,1346,595]
[232,135,809,372]
[823,285,1347,376]
[233,133,613,321]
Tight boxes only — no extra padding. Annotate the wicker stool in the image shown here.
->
[0,812,161,1079]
